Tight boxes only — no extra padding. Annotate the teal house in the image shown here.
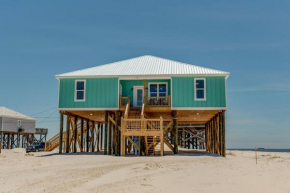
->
[51,55,230,157]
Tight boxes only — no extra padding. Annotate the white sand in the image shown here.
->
[0,149,290,193]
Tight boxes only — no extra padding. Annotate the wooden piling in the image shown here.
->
[104,111,108,155]
[100,123,103,150]
[115,111,120,156]
[222,111,226,157]
[172,110,178,154]
[66,114,70,153]
[59,112,64,154]
[92,121,95,152]
[80,118,84,152]
[74,116,78,153]
[7,133,11,149]
[86,120,90,152]
[108,115,112,155]
[97,123,100,152]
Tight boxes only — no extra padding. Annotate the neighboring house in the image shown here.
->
[53,55,230,156]
[0,107,36,149]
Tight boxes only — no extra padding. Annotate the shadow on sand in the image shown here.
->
[38,149,221,158]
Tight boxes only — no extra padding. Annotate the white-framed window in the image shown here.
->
[148,82,168,97]
[194,78,206,101]
[75,80,86,102]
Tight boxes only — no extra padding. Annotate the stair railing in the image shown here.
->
[45,121,85,151]
[124,96,130,119]
[141,102,145,119]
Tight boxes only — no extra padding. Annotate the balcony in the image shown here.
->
[145,95,171,112]
[119,95,171,112]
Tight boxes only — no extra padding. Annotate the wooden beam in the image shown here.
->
[120,117,125,156]
[172,111,178,154]
[126,137,140,152]
[164,120,173,133]
[160,116,164,156]
[164,138,174,152]
[115,111,120,156]
[100,123,103,150]
[74,116,78,153]
[108,115,112,155]
[143,79,146,104]
[59,112,64,154]
[91,121,95,152]
[86,120,90,152]
[66,115,70,153]
[97,123,100,152]
[104,111,108,155]
[109,116,116,126]
[80,118,84,152]
[222,111,226,157]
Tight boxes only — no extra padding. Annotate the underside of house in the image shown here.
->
[47,55,229,157]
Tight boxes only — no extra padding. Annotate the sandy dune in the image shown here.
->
[0,149,290,193]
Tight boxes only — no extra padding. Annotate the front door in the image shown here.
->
[133,86,144,107]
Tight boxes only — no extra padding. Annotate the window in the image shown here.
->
[194,78,206,101]
[148,82,168,105]
[75,80,86,102]
[149,83,168,97]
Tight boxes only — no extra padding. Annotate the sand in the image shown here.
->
[0,149,290,193]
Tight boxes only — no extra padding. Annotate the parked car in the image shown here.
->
[26,142,45,153]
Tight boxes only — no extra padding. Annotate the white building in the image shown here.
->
[0,107,36,134]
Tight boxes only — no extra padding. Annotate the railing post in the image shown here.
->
[160,116,164,156]
[120,117,125,156]
[59,112,64,154]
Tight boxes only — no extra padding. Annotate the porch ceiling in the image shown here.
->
[66,110,107,122]
[64,109,220,124]
[177,110,219,124]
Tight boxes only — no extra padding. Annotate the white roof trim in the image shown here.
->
[55,55,230,79]
[0,107,36,121]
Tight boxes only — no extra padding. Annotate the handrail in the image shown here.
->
[124,95,130,119]
[141,102,145,119]
[120,96,130,108]
[45,122,86,151]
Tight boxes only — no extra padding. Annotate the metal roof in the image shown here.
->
[56,55,230,78]
[0,107,36,121]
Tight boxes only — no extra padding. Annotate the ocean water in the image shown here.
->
[228,149,290,153]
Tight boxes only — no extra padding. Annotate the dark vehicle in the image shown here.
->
[26,142,45,153]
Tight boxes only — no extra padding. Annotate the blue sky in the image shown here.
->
[0,1,289,148]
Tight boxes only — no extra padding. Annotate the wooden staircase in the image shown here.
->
[128,108,141,119]
[121,101,164,156]
[45,122,86,151]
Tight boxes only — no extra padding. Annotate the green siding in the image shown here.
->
[120,79,171,105]
[59,78,118,108]
[172,77,226,108]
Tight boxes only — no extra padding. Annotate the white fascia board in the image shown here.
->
[58,108,119,111]
[55,74,229,79]
[171,107,227,110]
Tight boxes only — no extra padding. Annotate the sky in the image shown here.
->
[0,1,289,148]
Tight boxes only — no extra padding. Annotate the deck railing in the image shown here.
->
[123,96,130,119]
[121,117,163,135]
[146,95,170,107]
[119,96,130,108]
[120,116,164,156]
